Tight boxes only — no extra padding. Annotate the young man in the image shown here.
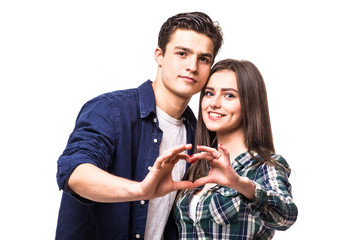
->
[56,12,223,239]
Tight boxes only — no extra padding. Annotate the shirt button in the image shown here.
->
[135,234,140,239]
[153,138,158,143]
[140,200,145,205]
[153,118,157,123]
[148,166,152,171]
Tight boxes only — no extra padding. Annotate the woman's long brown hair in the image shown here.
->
[183,59,288,184]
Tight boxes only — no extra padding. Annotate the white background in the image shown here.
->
[1,0,359,239]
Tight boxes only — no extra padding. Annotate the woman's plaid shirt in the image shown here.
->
[174,152,298,240]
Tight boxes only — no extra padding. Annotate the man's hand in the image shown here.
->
[68,144,195,203]
[139,144,195,199]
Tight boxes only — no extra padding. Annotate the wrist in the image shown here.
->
[232,176,255,201]
[133,181,149,201]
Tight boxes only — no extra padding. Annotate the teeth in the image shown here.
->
[209,112,222,118]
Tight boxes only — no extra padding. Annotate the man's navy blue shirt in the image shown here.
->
[56,80,197,240]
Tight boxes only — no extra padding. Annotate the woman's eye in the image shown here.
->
[204,91,214,96]
[225,93,235,98]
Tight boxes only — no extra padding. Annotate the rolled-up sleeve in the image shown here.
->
[243,157,298,230]
[56,96,117,195]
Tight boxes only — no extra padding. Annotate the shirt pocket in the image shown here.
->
[208,187,241,225]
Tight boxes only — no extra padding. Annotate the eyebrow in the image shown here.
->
[205,87,238,93]
[174,46,213,60]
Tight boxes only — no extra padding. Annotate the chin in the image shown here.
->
[204,125,221,132]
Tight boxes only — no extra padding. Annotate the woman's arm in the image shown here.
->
[191,145,297,230]
[247,159,298,230]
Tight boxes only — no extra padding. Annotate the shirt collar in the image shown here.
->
[232,151,254,169]
[138,80,156,118]
[138,80,196,123]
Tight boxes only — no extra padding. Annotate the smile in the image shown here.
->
[209,112,224,119]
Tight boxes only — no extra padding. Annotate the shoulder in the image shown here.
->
[92,87,140,105]
[263,154,291,177]
[272,154,290,169]
[247,153,291,177]
[81,81,151,113]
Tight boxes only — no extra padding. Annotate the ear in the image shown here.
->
[154,47,163,66]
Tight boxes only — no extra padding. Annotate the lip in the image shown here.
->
[180,76,197,83]
[207,111,225,120]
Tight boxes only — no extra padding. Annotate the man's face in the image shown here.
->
[155,29,214,99]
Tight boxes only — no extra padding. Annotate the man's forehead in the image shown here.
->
[167,29,214,55]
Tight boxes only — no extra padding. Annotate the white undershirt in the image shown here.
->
[144,107,187,240]
[189,194,201,221]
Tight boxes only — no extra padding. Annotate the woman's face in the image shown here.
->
[201,70,242,135]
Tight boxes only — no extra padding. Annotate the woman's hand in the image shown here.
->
[139,144,195,199]
[191,144,255,201]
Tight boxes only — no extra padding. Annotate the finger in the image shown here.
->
[197,145,221,159]
[152,151,173,169]
[154,144,192,167]
[172,180,194,190]
[170,143,193,155]
[190,152,219,165]
[218,144,231,162]
[196,145,216,153]
[189,154,199,164]
[176,153,192,163]
[188,153,212,165]
[191,151,213,160]
[166,144,192,162]
[193,176,213,188]
[168,153,191,164]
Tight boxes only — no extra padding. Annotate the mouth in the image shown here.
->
[208,112,224,120]
[180,76,197,83]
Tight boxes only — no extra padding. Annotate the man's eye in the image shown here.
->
[177,52,186,56]
[199,57,209,63]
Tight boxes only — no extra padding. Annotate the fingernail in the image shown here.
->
[190,155,194,158]
[219,144,223,147]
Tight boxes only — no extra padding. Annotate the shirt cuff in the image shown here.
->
[57,153,100,205]
[240,181,266,217]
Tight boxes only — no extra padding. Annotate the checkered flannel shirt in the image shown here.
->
[174,152,298,239]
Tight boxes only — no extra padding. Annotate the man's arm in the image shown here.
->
[68,163,142,202]
[68,144,194,202]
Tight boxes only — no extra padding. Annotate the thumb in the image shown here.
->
[218,143,231,163]
[193,176,212,188]
[173,180,195,191]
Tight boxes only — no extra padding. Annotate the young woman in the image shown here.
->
[174,59,298,239]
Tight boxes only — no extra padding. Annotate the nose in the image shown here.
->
[210,94,221,109]
[186,56,198,73]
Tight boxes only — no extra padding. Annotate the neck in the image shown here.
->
[217,128,247,161]
[152,79,190,120]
